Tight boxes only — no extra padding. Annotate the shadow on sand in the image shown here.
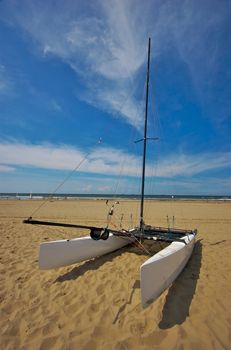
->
[112,280,140,324]
[158,239,202,329]
[54,240,158,284]
[54,245,129,283]
[54,238,202,327]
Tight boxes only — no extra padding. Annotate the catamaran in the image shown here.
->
[23,38,197,307]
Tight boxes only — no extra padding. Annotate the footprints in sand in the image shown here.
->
[1,200,231,349]
[96,284,105,297]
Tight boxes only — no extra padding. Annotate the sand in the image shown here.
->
[0,199,230,350]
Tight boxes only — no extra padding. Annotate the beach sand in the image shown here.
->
[0,199,230,349]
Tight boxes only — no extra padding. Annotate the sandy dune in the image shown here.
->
[0,199,230,349]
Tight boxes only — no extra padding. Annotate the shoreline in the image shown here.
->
[1,196,231,203]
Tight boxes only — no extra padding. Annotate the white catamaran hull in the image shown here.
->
[140,234,195,306]
[39,233,131,270]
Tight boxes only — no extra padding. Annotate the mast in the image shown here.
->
[140,37,151,231]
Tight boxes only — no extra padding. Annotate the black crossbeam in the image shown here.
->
[23,218,104,231]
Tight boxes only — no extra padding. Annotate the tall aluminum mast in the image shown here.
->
[140,37,151,231]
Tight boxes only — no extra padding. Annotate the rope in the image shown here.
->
[130,235,152,255]
[119,230,152,256]
[104,197,151,256]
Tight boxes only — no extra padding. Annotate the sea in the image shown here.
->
[0,193,230,201]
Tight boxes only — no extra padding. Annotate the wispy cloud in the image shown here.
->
[0,64,11,95]
[0,0,148,128]
[0,164,15,173]
[0,141,142,176]
[50,99,62,112]
[0,141,230,178]
[154,153,231,177]
[149,177,231,195]
[0,0,230,126]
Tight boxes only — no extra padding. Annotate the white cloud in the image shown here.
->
[0,1,149,128]
[0,141,231,179]
[0,142,143,176]
[0,164,15,173]
[0,142,84,171]
[153,177,231,195]
[0,0,229,125]
[154,153,231,177]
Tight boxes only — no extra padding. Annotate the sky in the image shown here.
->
[0,0,231,195]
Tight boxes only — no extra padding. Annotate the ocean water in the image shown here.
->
[0,193,230,201]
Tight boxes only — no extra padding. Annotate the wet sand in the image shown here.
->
[0,199,230,349]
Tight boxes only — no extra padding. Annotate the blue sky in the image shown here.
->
[0,0,230,195]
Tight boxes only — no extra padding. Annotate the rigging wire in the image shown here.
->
[123,234,152,256]
[28,138,102,218]
[107,70,147,228]
[147,81,160,194]
[149,80,187,228]
[130,73,149,226]
[140,74,158,222]
[147,80,175,224]
[106,210,152,256]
